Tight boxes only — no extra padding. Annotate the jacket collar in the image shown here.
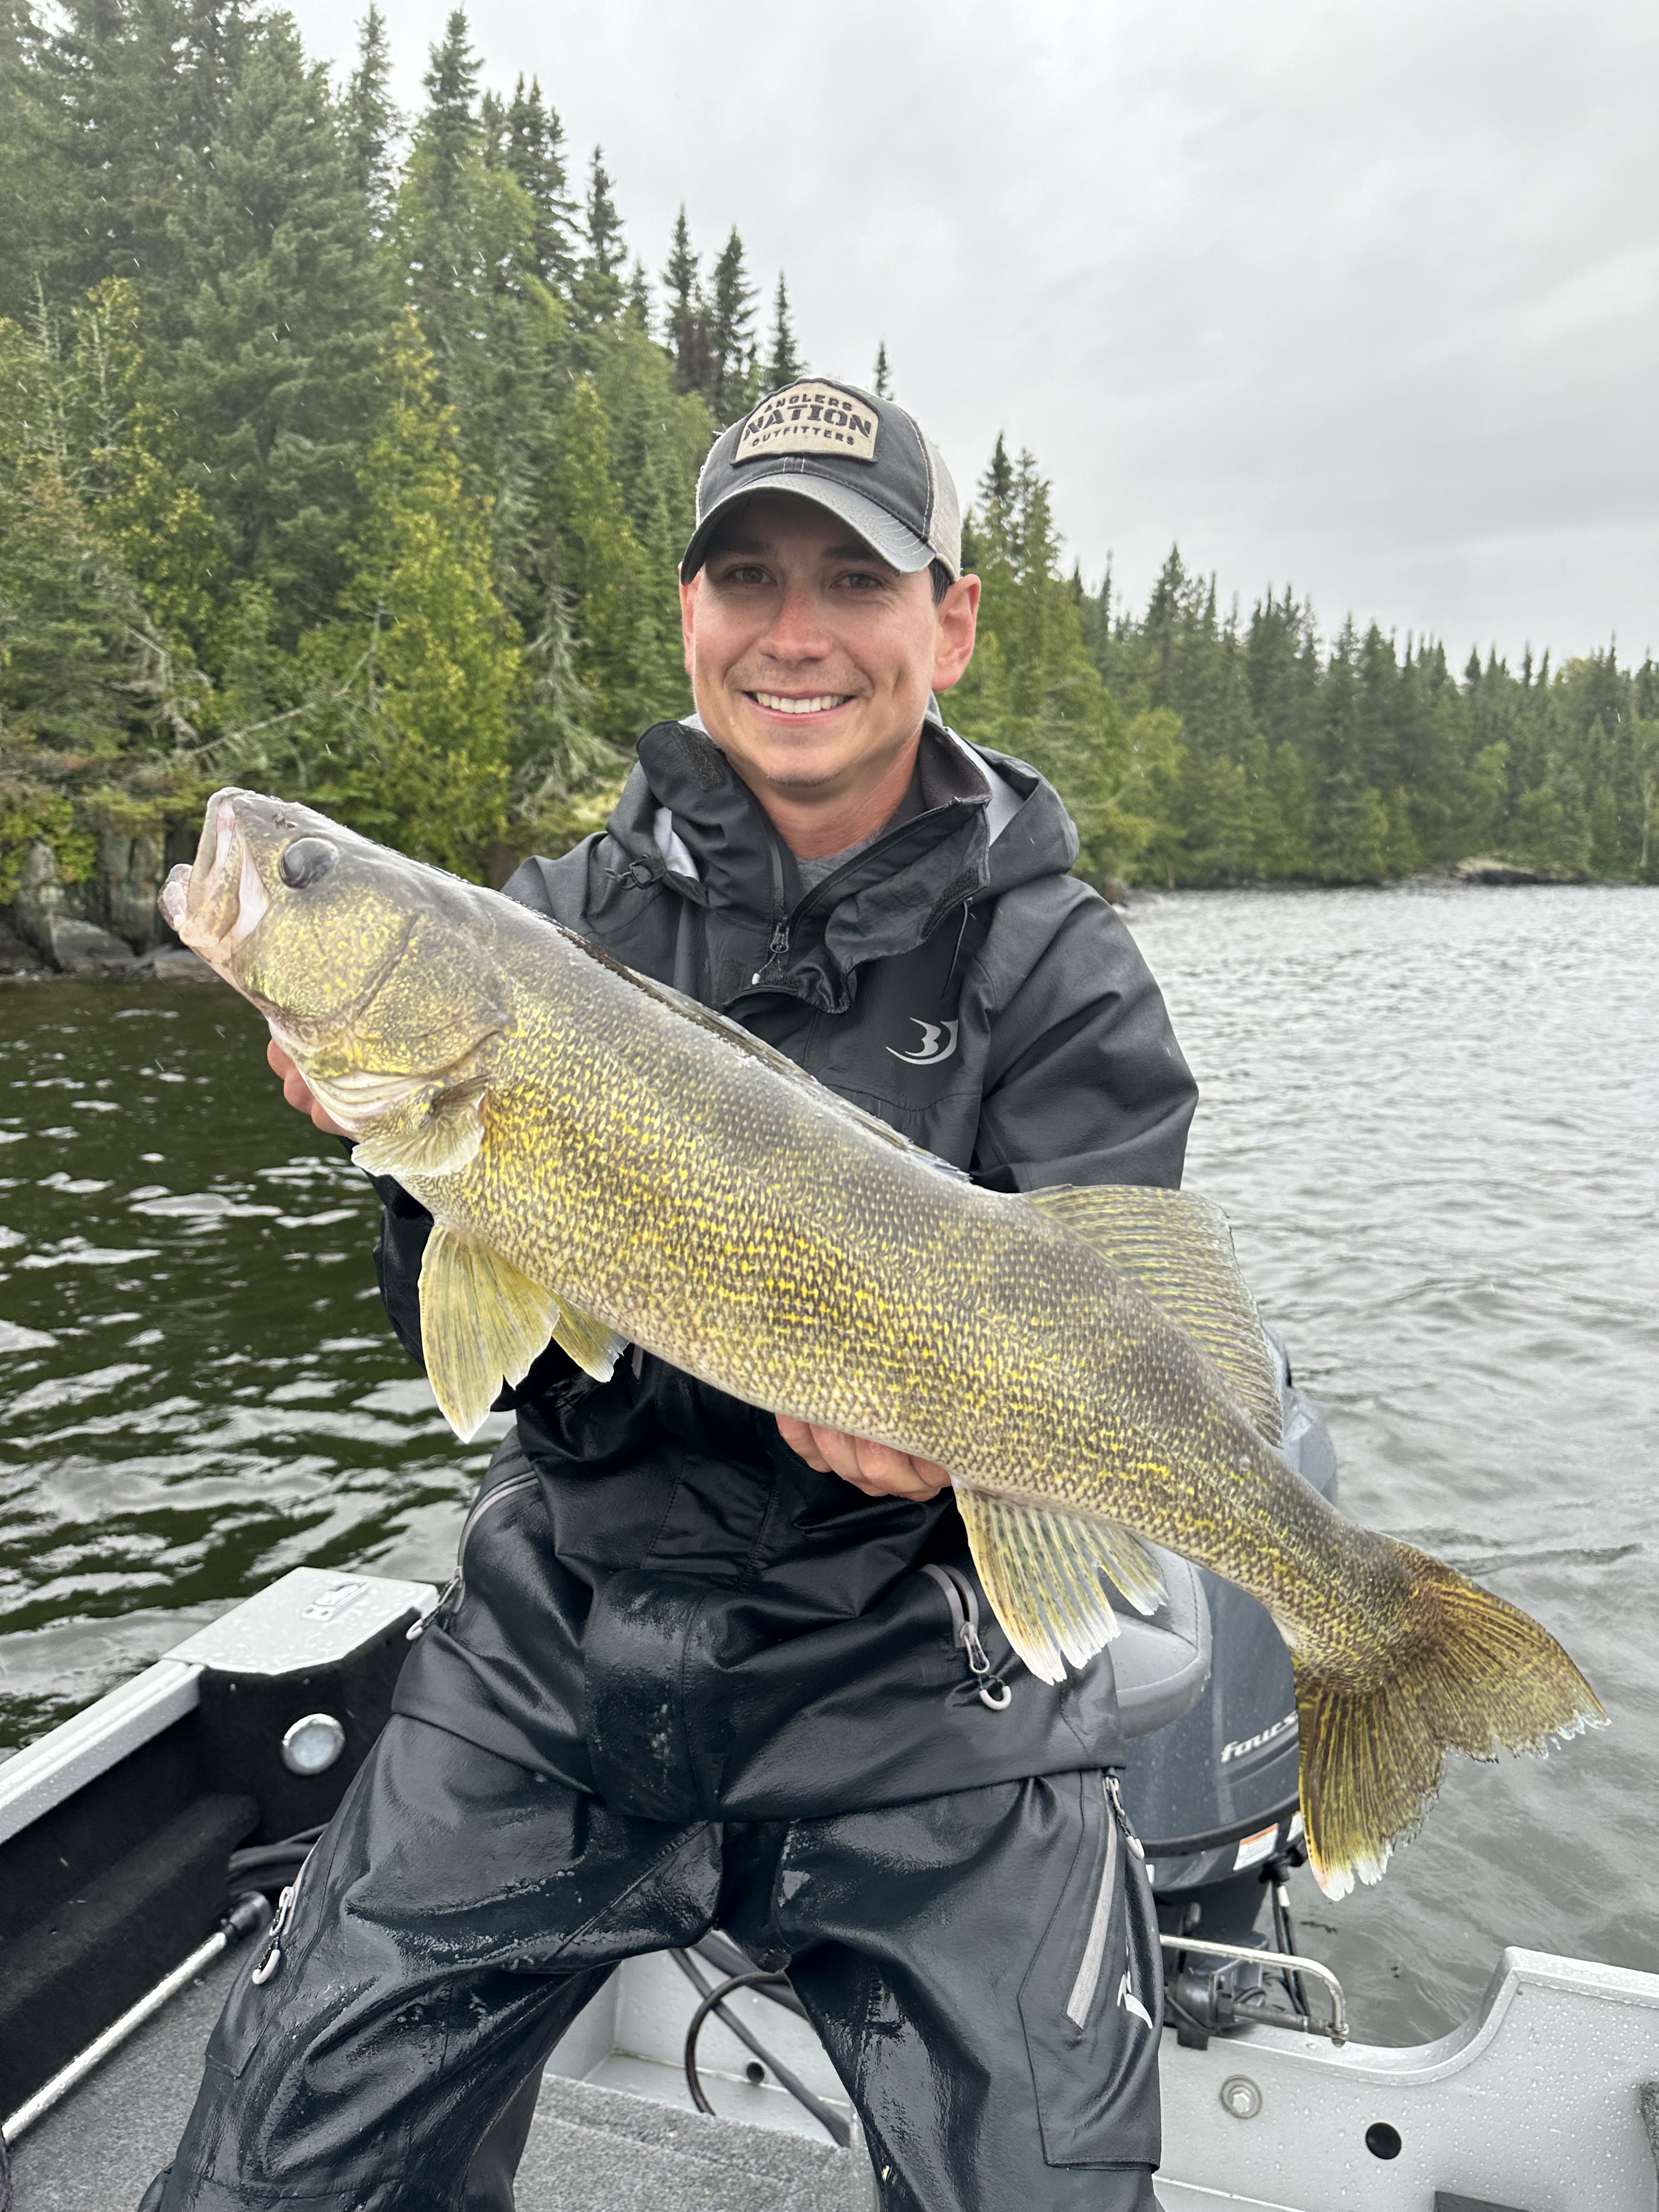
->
[603,716,1065,1013]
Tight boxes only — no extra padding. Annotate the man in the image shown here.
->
[146,381,1198,2212]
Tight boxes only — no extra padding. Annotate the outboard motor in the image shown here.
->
[1115,1336,1340,2044]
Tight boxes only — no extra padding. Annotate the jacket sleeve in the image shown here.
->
[970,883,1198,1192]
[368,1166,433,1371]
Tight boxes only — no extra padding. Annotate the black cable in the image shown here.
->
[228,1825,328,1890]
[668,1950,850,2147]
[692,1936,810,2021]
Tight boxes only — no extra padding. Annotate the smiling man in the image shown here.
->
[153,385,1199,2212]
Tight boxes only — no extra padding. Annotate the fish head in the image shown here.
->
[160,789,507,1135]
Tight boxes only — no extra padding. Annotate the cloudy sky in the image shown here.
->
[284,0,1658,666]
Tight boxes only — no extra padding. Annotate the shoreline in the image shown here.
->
[2,866,1651,984]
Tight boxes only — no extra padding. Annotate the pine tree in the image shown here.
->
[764,273,802,389]
[571,145,625,336]
[662,206,712,398]
[708,227,757,422]
[624,258,652,331]
[504,74,575,291]
[872,338,891,398]
[69,277,223,665]
[295,308,517,873]
[345,5,398,235]
[0,311,200,769]
[44,0,254,325]
[0,0,58,325]
[169,12,389,635]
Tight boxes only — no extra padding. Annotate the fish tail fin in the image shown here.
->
[1295,1543,1606,1899]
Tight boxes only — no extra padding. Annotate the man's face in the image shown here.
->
[680,493,979,805]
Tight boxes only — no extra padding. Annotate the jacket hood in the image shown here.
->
[596,716,1080,1014]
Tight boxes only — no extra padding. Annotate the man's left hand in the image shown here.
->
[776,1415,951,1501]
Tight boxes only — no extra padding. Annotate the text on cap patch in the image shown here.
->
[735,382,878,466]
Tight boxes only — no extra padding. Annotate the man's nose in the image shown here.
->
[757,580,832,662]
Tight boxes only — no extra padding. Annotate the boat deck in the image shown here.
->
[8,1949,873,2212]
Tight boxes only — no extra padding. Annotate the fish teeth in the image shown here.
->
[753,692,849,715]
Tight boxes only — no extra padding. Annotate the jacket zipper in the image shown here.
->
[250,1844,318,1986]
[1065,1775,1152,2028]
[407,1471,540,1642]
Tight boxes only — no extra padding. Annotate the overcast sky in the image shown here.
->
[284,0,1658,667]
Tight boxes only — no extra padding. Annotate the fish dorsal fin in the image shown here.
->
[546,918,967,1181]
[419,1225,625,1440]
[353,1082,488,1180]
[955,1487,1167,1685]
[1020,1183,1283,1446]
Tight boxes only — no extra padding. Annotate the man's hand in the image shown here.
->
[267,1040,353,1139]
[776,1415,951,1502]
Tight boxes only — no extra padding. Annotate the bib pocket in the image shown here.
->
[1017,1771,1162,2169]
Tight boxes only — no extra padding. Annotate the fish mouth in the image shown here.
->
[160,791,270,969]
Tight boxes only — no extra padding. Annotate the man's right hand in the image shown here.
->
[267,1040,353,1138]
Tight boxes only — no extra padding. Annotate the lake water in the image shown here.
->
[1,884,1654,2044]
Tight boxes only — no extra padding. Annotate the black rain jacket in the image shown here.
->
[380,716,1199,1825]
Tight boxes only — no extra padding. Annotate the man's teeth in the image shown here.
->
[753,692,849,715]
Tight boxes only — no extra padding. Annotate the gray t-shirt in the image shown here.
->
[787,772,926,898]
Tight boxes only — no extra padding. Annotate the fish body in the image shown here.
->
[162,790,1605,1895]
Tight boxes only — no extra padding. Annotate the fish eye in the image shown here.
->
[279,837,338,890]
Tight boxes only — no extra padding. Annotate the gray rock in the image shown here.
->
[0,918,46,974]
[140,945,217,982]
[46,917,138,974]
[1453,853,1583,887]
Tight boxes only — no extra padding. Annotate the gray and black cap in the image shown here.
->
[680,379,963,585]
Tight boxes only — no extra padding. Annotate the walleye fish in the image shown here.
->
[161,789,1605,1897]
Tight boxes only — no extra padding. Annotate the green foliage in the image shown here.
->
[765,274,803,389]
[0,0,1645,897]
[280,310,519,874]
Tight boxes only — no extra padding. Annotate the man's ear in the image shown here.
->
[931,574,981,694]
[679,573,698,675]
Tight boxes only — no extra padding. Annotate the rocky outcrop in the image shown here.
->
[1452,854,1587,887]
[5,826,199,974]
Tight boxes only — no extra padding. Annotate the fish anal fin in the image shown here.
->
[419,1226,562,1441]
[549,1296,626,1385]
[955,1486,1166,1685]
[1021,1183,1282,1444]
[353,1082,488,1180]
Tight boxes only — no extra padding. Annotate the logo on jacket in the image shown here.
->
[887,1019,959,1066]
[1119,1971,1154,2030]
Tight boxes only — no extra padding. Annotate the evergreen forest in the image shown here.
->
[1,0,1654,905]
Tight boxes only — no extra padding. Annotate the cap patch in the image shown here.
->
[735,382,878,466]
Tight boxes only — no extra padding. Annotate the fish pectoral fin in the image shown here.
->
[353,1083,488,1181]
[1019,1183,1283,1446]
[548,1296,627,1386]
[419,1225,562,1441]
[955,1486,1166,1685]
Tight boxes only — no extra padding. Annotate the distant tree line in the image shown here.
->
[0,1,1651,904]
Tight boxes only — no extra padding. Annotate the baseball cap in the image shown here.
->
[680,379,963,585]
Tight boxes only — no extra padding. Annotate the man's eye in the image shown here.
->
[837,571,887,591]
[719,564,770,586]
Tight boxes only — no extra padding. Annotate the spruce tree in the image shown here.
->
[69,277,223,667]
[571,145,625,335]
[504,74,575,291]
[872,338,891,398]
[298,307,516,874]
[170,12,388,635]
[345,5,398,236]
[708,227,757,422]
[0,0,58,325]
[764,273,802,389]
[662,206,712,397]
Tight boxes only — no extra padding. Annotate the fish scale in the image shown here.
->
[160,787,1606,1898]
